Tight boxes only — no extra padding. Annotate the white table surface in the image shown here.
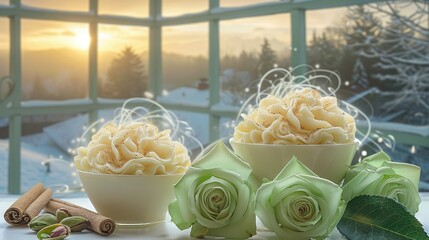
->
[1,194,429,240]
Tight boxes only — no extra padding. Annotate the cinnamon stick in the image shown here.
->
[3,183,52,226]
[44,198,116,236]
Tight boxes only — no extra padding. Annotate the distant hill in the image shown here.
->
[0,45,290,99]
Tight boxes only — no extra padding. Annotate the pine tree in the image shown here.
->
[103,46,147,99]
[220,54,237,71]
[308,31,343,72]
[257,38,277,77]
[340,5,381,89]
[351,57,368,88]
[344,6,380,52]
[238,50,258,80]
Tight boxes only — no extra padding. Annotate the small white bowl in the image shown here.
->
[230,139,358,184]
[78,171,183,224]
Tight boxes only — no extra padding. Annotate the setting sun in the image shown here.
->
[72,28,91,50]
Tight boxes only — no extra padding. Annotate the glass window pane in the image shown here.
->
[220,117,235,140]
[162,0,207,17]
[307,2,429,190]
[18,113,91,194]
[220,14,290,107]
[0,18,9,195]
[221,0,278,8]
[306,7,347,72]
[98,25,148,99]
[21,0,88,12]
[161,23,208,98]
[0,18,9,78]
[0,117,8,194]
[99,0,149,18]
[172,110,209,152]
[21,20,89,101]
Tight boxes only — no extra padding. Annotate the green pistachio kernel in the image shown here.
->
[60,216,89,232]
[55,208,72,222]
[28,214,58,232]
[37,223,71,240]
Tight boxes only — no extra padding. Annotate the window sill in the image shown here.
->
[1,193,429,239]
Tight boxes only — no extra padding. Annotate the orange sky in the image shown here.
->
[0,1,353,56]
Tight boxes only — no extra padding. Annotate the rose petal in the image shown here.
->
[274,156,316,181]
[193,141,253,181]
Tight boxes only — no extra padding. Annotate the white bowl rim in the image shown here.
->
[77,170,185,178]
[229,138,360,147]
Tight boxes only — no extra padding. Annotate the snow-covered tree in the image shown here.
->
[364,1,429,120]
[340,5,381,89]
[351,57,369,88]
[308,31,343,72]
[344,6,381,53]
[371,15,414,91]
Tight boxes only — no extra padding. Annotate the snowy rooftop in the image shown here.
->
[158,87,210,107]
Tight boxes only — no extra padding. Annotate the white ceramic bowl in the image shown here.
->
[229,139,358,184]
[78,171,183,224]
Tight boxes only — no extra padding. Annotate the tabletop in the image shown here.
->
[1,194,429,240]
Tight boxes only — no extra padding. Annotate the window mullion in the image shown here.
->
[89,0,98,124]
[149,0,162,98]
[209,0,220,142]
[8,0,22,194]
[291,9,307,75]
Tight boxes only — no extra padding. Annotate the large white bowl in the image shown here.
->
[78,171,183,224]
[230,139,358,184]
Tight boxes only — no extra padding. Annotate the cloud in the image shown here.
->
[100,25,120,33]
[33,30,76,37]
[253,27,266,31]
[61,30,75,36]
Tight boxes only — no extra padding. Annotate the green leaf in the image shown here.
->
[337,195,429,240]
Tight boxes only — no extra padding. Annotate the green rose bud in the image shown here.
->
[342,151,421,214]
[169,141,257,239]
[255,157,346,240]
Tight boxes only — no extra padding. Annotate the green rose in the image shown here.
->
[168,141,257,239]
[255,157,346,240]
[342,151,421,214]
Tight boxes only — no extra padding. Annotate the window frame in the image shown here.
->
[0,0,419,194]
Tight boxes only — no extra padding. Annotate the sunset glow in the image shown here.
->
[72,28,90,50]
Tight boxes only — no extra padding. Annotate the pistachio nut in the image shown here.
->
[37,223,71,240]
[60,216,89,232]
[28,213,58,232]
[55,208,72,222]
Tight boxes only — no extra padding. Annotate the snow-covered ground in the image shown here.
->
[158,86,244,108]
[158,87,210,107]
[0,133,80,194]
